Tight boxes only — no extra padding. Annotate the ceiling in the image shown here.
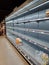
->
[0,0,26,23]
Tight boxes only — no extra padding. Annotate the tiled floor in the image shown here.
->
[0,36,28,65]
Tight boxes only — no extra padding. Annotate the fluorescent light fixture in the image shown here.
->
[32,30,35,32]
[41,32,44,34]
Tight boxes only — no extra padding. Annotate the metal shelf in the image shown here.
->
[6,32,49,65]
[5,1,49,21]
[7,29,49,54]
[6,25,49,35]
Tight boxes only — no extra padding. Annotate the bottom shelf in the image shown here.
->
[6,33,49,65]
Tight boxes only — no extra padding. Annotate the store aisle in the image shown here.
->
[0,36,28,65]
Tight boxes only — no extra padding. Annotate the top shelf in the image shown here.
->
[5,1,49,21]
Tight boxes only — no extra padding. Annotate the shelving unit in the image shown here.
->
[5,0,49,65]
